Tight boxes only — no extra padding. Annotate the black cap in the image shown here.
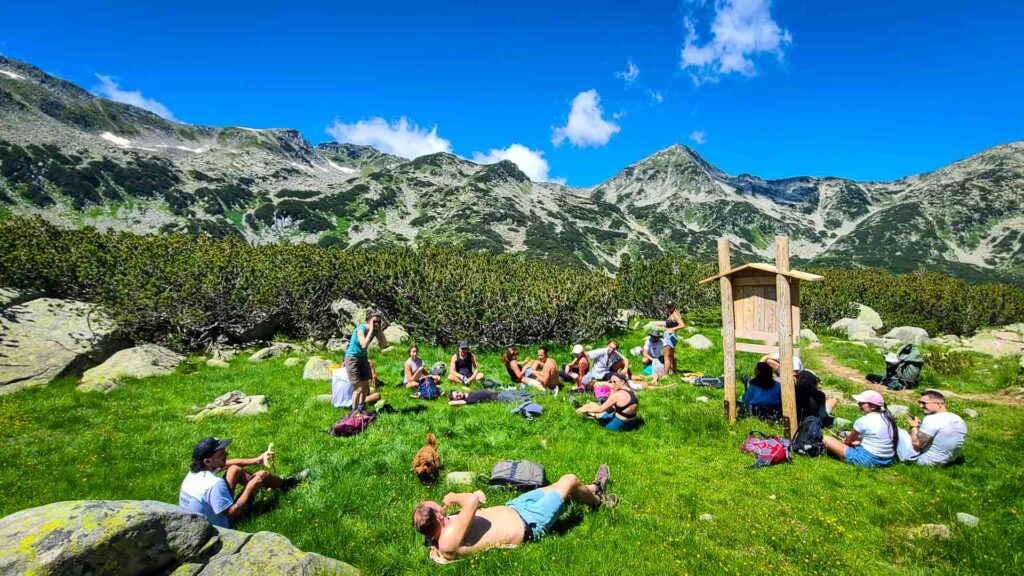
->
[458,341,469,349]
[192,437,232,461]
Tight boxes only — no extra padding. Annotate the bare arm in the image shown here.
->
[356,327,375,349]
[907,417,934,452]
[844,430,862,447]
[470,353,480,378]
[583,391,621,415]
[437,492,485,555]
[225,471,266,519]
[449,355,457,376]
[376,327,389,349]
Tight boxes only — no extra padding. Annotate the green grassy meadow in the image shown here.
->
[1,328,1022,575]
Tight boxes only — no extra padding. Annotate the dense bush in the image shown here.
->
[618,255,1024,336]
[0,217,619,349]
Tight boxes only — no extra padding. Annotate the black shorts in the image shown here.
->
[345,355,372,383]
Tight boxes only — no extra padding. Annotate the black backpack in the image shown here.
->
[489,460,546,491]
[792,415,824,457]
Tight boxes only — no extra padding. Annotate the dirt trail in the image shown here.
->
[813,352,1024,408]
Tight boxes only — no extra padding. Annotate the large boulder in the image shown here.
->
[961,330,1024,357]
[0,287,42,308]
[77,344,185,393]
[0,298,123,395]
[189,391,268,419]
[0,500,359,576]
[685,334,713,350]
[371,323,409,348]
[853,303,884,330]
[330,298,368,333]
[882,326,930,345]
[800,329,819,342]
[0,500,215,575]
[830,318,876,341]
[248,342,299,362]
[303,356,335,380]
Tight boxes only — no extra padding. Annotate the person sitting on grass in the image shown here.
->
[448,388,532,406]
[412,465,616,563]
[896,389,968,466]
[403,345,426,388]
[641,330,665,371]
[178,437,308,528]
[449,341,484,386]
[588,340,628,382]
[663,302,685,375]
[741,361,782,421]
[867,344,923,391]
[559,344,591,390]
[502,346,534,384]
[331,360,382,409]
[575,372,640,432]
[521,347,560,393]
[795,368,835,426]
[821,390,898,467]
[345,309,389,415]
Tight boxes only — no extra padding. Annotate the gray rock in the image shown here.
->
[206,358,230,368]
[233,396,268,417]
[0,287,42,308]
[198,530,358,575]
[830,318,876,341]
[284,357,302,367]
[0,298,122,395]
[882,326,930,345]
[685,334,713,350]
[834,417,852,428]
[800,329,819,342]
[248,342,298,362]
[912,523,951,540]
[190,391,268,419]
[0,500,215,575]
[956,513,979,527]
[888,405,909,417]
[642,320,663,332]
[964,408,979,418]
[961,331,1024,357]
[853,303,884,330]
[698,514,714,522]
[326,338,348,352]
[210,348,237,362]
[303,356,334,380]
[370,323,409,348]
[330,298,364,326]
[863,337,902,348]
[695,396,709,403]
[78,344,184,393]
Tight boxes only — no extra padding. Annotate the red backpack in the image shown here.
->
[329,411,377,437]
[740,431,791,468]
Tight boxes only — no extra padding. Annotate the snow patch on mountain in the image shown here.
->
[100,132,132,147]
[0,69,26,80]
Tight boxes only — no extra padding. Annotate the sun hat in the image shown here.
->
[572,344,584,355]
[852,390,885,406]
[192,437,232,461]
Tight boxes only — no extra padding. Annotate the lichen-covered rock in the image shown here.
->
[284,357,302,367]
[378,324,409,347]
[0,500,215,575]
[198,530,359,575]
[685,334,713,350]
[830,318,876,341]
[0,287,42,308]
[911,523,951,540]
[206,358,230,368]
[961,331,1024,357]
[189,391,268,419]
[882,326,930,345]
[326,338,348,352]
[77,344,185,393]
[303,356,335,380]
[248,342,299,362]
[0,298,122,395]
[853,303,884,330]
[800,329,819,342]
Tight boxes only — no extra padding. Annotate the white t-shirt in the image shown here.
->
[588,348,624,378]
[403,357,424,384]
[644,337,664,359]
[178,470,234,528]
[853,412,895,460]
[916,412,967,466]
[331,367,354,408]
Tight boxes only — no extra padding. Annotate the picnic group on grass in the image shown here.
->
[179,304,970,563]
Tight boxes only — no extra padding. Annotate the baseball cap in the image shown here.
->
[458,341,469,349]
[192,437,232,461]
[852,390,885,406]
[572,344,584,355]
[649,330,661,338]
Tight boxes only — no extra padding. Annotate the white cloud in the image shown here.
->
[680,0,792,84]
[649,90,665,103]
[690,130,707,144]
[471,144,563,183]
[551,89,621,148]
[616,60,640,83]
[93,74,176,120]
[325,116,451,159]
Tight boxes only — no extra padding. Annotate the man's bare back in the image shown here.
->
[435,506,526,560]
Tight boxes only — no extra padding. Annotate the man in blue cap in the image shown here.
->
[178,437,309,527]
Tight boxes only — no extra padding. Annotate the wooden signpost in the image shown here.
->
[699,235,823,438]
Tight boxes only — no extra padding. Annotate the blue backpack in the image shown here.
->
[418,376,441,400]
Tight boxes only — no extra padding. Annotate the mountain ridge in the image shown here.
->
[1,55,1022,284]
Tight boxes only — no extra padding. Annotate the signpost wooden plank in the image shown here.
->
[718,237,736,424]
[775,236,797,438]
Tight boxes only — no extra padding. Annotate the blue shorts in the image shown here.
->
[664,332,678,348]
[845,446,894,467]
[598,412,639,432]
[506,488,565,540]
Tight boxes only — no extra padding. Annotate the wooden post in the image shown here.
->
[775,236,797,438]
[718,237,736,424]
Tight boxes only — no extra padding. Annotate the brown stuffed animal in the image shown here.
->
[412,432,442,482]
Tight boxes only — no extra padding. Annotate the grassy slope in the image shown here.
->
[1,329,1022,575]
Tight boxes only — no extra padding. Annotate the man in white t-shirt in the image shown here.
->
[178,437,308,527]
[588,340,628,381]
[641,331,664,368]
[899,390,967,466]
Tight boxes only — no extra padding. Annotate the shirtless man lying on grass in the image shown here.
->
[412,465,616,563]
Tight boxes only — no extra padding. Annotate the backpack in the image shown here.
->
[792,415,824,457]
[328,411,377,437]
[417,377,441,400]
[739,431,791,469]
[483,378,501,389]
[489,460,546,491]
[511,400,544,421]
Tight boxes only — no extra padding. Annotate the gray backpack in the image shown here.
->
[489,460,546,491]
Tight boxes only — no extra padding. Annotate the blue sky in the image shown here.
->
[1,0,1022,186]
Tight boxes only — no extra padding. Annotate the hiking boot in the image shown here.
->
[601,493,619,509]
[570,396,582,409]
[283,468,310,490]
[593,464,610,495]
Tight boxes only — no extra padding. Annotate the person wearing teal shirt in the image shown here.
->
[345,309,388,413]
